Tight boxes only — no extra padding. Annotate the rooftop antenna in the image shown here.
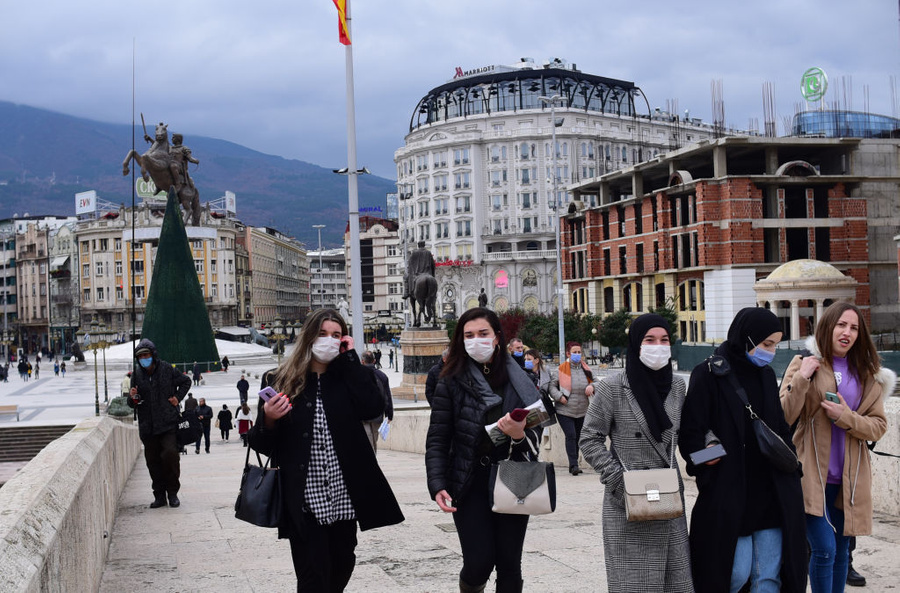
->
[762,81,777,137]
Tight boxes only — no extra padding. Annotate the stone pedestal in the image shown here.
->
[392,328,449,402]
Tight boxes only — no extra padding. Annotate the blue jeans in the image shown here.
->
[730,527,782,593]
[807,483,850,593]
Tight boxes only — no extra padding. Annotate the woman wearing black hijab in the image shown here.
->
[679,307,806,593]
[581,314,693,592]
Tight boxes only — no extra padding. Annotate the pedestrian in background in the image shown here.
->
[60,361,66,377]
[194,397,213,454]
[361,350,393,452]
[221,356,229,373]
[389,348,395,370]
[248,307,403,591]
[217,404,233,441]
[191,361,202,386]
[235,402,253,446]
[524,349,551,396]
[550,341,598,475]
[183,393,198,413]
[120,371,132,399]
[236,374,250,405]
[33,362,39,379]
[581,313,693,592]
[54,360,59,376]
[128,339,191,509]
[780,302,893,593]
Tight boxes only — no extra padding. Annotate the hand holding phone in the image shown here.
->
[689,443,727,466]
[509,408,529,422]
[259,386,279,402]
[825,391,840,404]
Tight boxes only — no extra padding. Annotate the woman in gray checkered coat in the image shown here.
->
[580,314,693,593]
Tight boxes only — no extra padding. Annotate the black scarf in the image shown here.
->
[625,314,673,442]
[719,307,783,363]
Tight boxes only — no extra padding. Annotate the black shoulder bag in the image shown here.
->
[234,441,281,528]
[707,355,800,474]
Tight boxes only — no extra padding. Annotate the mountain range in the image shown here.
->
[0,101,396,248]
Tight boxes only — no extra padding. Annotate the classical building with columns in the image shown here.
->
[566,136,900,341]
[394,57,732,317]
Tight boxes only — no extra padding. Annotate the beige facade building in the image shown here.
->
[244,226,308,326]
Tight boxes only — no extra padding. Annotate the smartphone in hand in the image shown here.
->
[689,443,727,465]
[259,386,279,402]
[825,391,840,404]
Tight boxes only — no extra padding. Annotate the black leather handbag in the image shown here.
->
[176,412,200,446]
[234,445,281,527]
[709,355,799,474]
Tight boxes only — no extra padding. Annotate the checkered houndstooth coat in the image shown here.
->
[580,371,693,593]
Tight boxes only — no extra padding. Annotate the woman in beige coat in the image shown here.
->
[780,301,895,593]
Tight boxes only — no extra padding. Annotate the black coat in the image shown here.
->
[424,359,443,406]
[195,404,213,427]
[247,350,403,537]
[679,355,807,593]
[236,378,250,396]
[425,360,539,505]
[128,358,192,439]
[217,409,233,430]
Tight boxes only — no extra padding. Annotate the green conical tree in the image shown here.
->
[141,189,220,372]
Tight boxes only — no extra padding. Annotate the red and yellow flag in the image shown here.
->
[332,0,351,45]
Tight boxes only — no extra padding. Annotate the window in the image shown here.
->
[619,246,627,275]
[95,261,104,276]
[96,287,104,302]
[456,220,472,237]
[133,260,144,274]
[491,146,501,162]
[418,200,430,217]
[211,284,218,297]
[433,151,447,167]
[520,143,529,159]
[115,261,123,275]
[99,239,109,251]
[211,260,217,274]
[83,288,90,302]
[435,222,450,239]
[194,259,204,273]
[192,240,203,250]
[521,193,533,209]
[116,287,123,300]
[454,172,470,189]
[491,171,501,186]
[492,195,502,211]
[453,148,469,165]
[456,196,471,213]
[387,245,397,257]
[82,263,89,278]
[132,286,145,300]
[434,174,448,191]
[634,203,643,234]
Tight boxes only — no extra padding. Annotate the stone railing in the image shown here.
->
[0,417,141,592]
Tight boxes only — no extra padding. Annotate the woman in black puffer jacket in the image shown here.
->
[425,307,542,593]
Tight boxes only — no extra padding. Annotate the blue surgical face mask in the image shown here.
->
[512,350,523,357]
[524,360,534,370]
[570,353,581,364]
[746,346,775,367]
[139,357,153,369]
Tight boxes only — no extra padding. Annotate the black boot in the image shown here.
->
[496,577,524,593]
[847,564,866,587]
[149,495,167,509]
[459,577,485,593]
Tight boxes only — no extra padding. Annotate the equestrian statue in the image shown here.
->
[405,241,438,328]
[122,117,201,226]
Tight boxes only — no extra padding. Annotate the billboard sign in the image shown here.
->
[75,190,97,215]
[225,190,236,214]
[801,67,828,102]
[136,178,167,199]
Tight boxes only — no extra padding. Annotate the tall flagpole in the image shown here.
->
[343,0,364,348]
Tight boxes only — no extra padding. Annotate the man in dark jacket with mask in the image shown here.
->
[127,339,192,508]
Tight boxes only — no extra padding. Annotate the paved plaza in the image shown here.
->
[3,346,900,591]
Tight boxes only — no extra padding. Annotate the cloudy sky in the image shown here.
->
[2,1,898,179]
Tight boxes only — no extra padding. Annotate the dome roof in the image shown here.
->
[763,259,848,282]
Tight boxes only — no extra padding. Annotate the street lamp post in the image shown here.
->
[272,317,287,366]
[539,94,567,364]
[312,224,326,310]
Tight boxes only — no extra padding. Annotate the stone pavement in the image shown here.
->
[98,444,900,592]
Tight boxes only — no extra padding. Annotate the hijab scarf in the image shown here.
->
[718,307,782,364]
[625,314,673,442]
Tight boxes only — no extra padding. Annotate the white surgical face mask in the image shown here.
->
[464,337,496,364]
[312,336,341,364]
[639,344,671,371]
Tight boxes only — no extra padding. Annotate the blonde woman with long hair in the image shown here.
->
[248,308,404,591]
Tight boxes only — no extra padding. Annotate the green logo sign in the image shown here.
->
[801,67,828,102]
[135,178,167,199]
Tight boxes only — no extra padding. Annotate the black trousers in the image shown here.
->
[288,516,358,592]
[142,429,180,497]
[453,465,529,589]
[195,423,211,451]
[556,413,585,468]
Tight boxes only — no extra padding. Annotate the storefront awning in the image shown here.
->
[49,256,69,271]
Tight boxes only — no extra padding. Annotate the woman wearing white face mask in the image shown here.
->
[581,313,693,592]
[248,308,404,591]
[425,307,542,593]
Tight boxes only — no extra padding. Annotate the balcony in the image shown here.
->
[52,294,73,305]
[481,249,557,263]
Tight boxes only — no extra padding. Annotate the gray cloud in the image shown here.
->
[2,0,896,179]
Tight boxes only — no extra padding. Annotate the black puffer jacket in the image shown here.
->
[425,360,539,505]
[127,338,191,439]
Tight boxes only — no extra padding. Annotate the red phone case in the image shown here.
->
[510,408,528,422]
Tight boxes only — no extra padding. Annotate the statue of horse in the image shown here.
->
[409,274,438,328]
[122,122,201,226]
